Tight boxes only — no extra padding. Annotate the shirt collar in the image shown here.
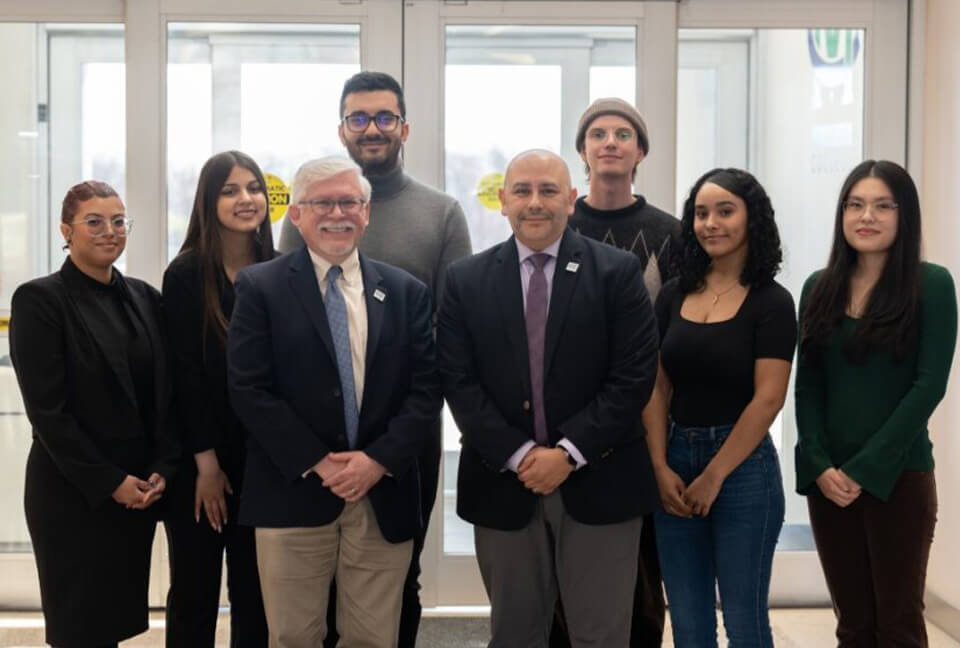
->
[307,247,362,286]
[515,236,562,265]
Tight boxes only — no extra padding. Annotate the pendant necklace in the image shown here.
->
[708,280,740,305]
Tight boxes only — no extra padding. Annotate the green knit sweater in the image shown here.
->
[795,262,957,501]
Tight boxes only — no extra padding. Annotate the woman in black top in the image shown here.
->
[643,169,796,647]
[10,181,179,647]
[162,151,274,647]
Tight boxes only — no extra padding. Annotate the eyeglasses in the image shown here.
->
[587,127,635,143]
[842,199,899,216]
[297,198,367,217]
[71,216,133,237]
[342,111,404,133]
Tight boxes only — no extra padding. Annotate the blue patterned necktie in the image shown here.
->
[526,253,550,445]
[325,265,359,449]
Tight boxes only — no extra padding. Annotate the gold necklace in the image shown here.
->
[707,280,740,305]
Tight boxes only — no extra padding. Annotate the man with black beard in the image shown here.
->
[279,72,472,647]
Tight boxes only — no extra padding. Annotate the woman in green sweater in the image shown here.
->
[796,159,956,646]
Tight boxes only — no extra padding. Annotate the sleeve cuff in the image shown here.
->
[557,438,587,469]
[504,441,536,473]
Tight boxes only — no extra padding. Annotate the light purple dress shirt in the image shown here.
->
[505,237,587,472]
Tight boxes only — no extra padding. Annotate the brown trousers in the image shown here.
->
[808,471,937,648]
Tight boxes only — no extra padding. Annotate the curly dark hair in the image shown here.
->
[674,167,783,293]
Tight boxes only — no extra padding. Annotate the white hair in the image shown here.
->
[290,156,372,204]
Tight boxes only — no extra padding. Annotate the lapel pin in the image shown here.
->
[565,262,580,273]
[373,289,386,302]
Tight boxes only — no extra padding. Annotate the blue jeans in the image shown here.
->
[654,422,785,648]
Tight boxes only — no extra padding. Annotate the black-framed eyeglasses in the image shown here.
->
[71,216,133,237]
[297,198,367,217]
[342,111,404,133]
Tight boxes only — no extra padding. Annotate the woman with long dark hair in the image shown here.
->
[796,160,956,646]
[644,168,795,647]
[11,180,179,647]
[162,151,274,646]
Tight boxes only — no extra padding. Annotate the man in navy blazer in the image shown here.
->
[437,150,661,647]
[227,156,441,647]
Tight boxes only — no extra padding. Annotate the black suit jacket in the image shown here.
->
[162,250,275,490]
[228,248,441,543]
[437,228,661,530]
[9,258,179,643]
[11,258,179,506]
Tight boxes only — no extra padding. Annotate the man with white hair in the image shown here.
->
[228,156,441,647]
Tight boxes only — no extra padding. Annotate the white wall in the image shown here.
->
[923,0,960,614]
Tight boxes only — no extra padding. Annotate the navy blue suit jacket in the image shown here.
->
[228,247,441,543]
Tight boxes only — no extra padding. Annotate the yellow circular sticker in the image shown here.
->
[476,172,504,211]
[265,173,290,224]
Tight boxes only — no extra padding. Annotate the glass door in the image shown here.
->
[0,20,126,608]
[676,0,908,604]
[404,0,678,606]
[406,0,909,608]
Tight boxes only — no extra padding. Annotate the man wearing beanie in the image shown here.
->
[550,97,679,648]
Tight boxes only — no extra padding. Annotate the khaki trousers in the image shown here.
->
[255,499,413,648]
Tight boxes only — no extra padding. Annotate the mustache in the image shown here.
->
[357,135,391,145]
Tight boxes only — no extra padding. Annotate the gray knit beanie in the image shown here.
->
[575,97,650,156]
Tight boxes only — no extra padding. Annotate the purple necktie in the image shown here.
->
[526,253,550,445]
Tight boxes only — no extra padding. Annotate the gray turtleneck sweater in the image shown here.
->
[278,166,472,309]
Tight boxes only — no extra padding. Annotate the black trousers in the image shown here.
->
[164,483,268,647]
[549,513,665,647]
[324,416,442,648]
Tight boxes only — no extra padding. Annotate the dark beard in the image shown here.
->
[349,139,402,176]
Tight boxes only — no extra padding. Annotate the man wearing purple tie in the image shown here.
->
[437,150,661,647]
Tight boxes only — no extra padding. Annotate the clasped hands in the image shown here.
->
[112,473,166,510]
[312,451,387,502]
[654,464,724,518]
[816,467,862,507]
[518,445,573,496]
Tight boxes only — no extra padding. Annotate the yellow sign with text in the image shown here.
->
[476,172,504,211]
[265,173,290,224]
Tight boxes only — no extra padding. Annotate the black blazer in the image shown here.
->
[9,259,179,644]
[437,228,661,530]
[162,250,263,489]
[11,258,179,505]
[227,248,442,542]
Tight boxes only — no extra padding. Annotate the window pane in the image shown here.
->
[166,23,361,260]
[443,24,636,555]
[0,23,125,557]
[676,28,866,546]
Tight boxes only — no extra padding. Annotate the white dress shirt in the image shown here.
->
[308,247,367,409]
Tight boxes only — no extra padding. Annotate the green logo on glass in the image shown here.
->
[808,29,861,67]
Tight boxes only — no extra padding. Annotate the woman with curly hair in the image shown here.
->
[796,160,955,645]
[642,168,795,647]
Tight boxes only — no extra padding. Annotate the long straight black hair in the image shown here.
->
[177,151,274,350]
[799,160,922,363]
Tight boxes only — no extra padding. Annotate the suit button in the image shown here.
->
[522,400,531,411]
[333,388,342,397]
[337,434,346,444]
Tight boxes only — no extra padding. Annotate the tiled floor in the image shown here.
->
[0,609,957,647]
